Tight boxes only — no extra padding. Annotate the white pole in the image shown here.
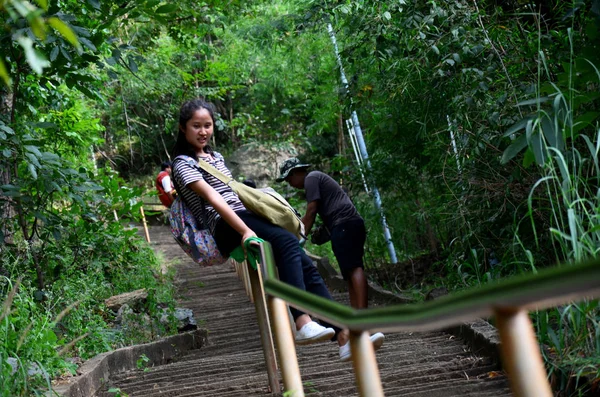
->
[447,115,462,176]
[346,119,370,194]
[328,23,398,264]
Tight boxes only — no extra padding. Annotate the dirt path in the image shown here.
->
[99,225,512,396]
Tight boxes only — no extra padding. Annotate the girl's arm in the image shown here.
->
[187,179,256,244]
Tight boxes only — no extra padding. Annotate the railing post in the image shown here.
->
[494,308,553,397]
[139,206,151,243]
[350,331,384,397]
[242,260,254,302]
[247,261,279,393]
[269,297,304,397]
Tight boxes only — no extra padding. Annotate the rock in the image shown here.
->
[117,307,153,342]
[227,142,300,188]
[27,362,45,377]
[115,304,133,326]
[160,308,197,332]
[7,357,18,375]
[105,289,147,312]
[425,287,449,301]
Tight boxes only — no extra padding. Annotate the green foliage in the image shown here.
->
[1,0,599,395]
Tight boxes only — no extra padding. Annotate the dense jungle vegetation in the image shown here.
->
[1,0,599,395]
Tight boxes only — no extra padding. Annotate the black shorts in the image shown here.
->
[330,218,366,280]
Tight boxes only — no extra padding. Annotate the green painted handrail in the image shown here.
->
[258,243,600,332]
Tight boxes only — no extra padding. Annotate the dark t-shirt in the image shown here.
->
[304,171,362,229]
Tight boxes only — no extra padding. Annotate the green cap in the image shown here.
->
[276,157,311,182]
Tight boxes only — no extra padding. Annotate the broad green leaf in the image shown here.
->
[504,117,531,137]
[431,45,439,55]
[523,147,535,168]
[25,152,41,168]
[128,57,138,73]
[541,114,563,151]
[79,37,97,52]
[17,36,50,74]
[60,46,72,61]
[86,0,101,10]
[48,17,80,48]
[50,46,59,61]
[155,4,177,14]
[28,163,38,179]
[501,133,528,164]
[146,0,160,6]
[0,184,21,197]
[573,111,600,135]
[0,124,14,134]
[383,11,391,20]
[32,122,57,129]
[25,145,43,156]
[516,97,551,107]
[530,131,546,165]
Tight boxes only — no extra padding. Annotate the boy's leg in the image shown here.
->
[348,267,368,309]
[331,218,368,309]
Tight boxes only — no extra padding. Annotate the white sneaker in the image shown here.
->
[295,321,336,345]
[339,332,385,362]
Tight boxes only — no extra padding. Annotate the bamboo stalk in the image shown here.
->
[494,308,552,397]
[350,331,384,397]
[270,297,304,397]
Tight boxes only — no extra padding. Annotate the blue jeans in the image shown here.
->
[215,211,340,333]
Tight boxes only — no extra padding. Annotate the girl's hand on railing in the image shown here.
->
[242,229,258,249]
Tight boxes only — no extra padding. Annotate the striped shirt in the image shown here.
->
[172,153,246,234]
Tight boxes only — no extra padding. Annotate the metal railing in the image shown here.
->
[232,242,600,397]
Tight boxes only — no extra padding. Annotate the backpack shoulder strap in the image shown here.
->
[171,155,209,228]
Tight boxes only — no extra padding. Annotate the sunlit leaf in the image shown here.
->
[48,17,80,49]
[16,36,50,74]
[0,59,11,86]
[10,0,36,17]
[33,0,48,10]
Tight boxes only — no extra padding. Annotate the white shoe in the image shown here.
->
[339,332,385,362]
[295,322,336,345]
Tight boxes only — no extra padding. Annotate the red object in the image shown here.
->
[156,171,174,208]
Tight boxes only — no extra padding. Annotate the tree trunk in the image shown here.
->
[337,112,346,155]
[0,85,14,247]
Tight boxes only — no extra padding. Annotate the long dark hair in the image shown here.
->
[172,98,216,160]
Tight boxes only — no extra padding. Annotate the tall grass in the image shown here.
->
[520,47,600,393]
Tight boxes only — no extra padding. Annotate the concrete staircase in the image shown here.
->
[97,225,512,396]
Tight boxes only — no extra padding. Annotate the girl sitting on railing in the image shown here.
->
[171,98,354,356]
